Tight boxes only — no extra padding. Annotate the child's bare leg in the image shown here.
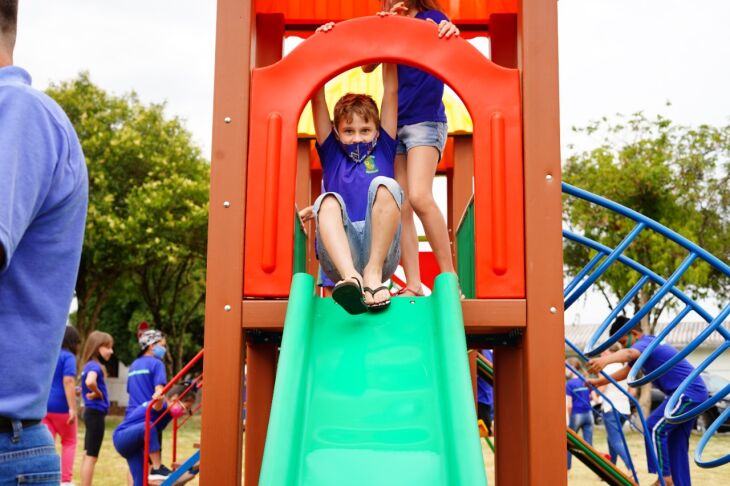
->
[363,185,400,305]
[394,153,423,294]
[407,146,455,274]
[150,450,162,469]
[80,454,97,486]
[318,195,360,282]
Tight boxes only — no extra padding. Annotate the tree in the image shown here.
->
[563,112,730,332]
[47,74,209,371]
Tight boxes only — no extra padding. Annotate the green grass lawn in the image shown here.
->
[63,418,729,484]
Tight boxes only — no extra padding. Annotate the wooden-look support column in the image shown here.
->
[199,1,254,484]
[519,0,566,484]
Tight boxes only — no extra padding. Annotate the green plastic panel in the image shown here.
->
[293,211,307,274]
[456,199,476,299]
[259,273,487,486]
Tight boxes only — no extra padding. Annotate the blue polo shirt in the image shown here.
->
[126,356,168,415]
[477,349,493,406]
[0,66,88,420]
[47,349,77,413]
[630,335,708,402]
[566,378,592,415]
[81,361,109,414]
[397,10,448,127]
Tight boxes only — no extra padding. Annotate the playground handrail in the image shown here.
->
[562,182,730,469]
[143,349,204,486]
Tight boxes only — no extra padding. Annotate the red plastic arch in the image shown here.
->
[243,15,524,298]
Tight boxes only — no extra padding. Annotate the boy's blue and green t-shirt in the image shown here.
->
[316,129,397,223]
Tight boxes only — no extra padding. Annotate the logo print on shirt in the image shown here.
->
[363,155,378,174]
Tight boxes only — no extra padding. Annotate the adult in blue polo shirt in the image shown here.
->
[587,316,708,486]
[566,357,594,469]
[0,2,88,483]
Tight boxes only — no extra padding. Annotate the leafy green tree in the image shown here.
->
[563,112,730,331]
[47,74,209,371]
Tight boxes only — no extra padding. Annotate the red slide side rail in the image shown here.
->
[243,15,524,298]
[143,349,204,486]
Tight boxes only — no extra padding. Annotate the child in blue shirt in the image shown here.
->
[566,357,595,469]
[126,330,168,415]
[299,21,403,314]
[477,349,494,436]
[587,316,709,486]
[42,326,81,485]
[80,331,114,486]
[113,383,198,486]
[364,1,460,297]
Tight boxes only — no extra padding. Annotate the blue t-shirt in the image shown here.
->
[81,361,109,414]
[397,10,448,127]
[630,335,708,402]
[477,349,493,406]
[47,349,77,413]
[0,66,88,420]
[116,401,172,434]
[126,356,168,415]
[566,377,592,415]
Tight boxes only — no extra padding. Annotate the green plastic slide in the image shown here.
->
[259,273,488,486]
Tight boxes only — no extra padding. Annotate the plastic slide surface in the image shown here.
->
[259,273,487,486]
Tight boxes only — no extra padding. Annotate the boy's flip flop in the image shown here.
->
[363,285,391,312]
[332,277,367,315]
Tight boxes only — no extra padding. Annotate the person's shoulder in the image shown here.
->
[83,360,100,372]
[1,76,74,136]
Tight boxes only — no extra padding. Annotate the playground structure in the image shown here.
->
[172,0,730,484]
[200,1,565,484]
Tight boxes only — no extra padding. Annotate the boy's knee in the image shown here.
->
[319,194,343,213]
[374,184,398,207]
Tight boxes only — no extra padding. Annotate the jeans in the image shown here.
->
[603,410,630,467]
[0,422,60,485]
[568,411,594,469]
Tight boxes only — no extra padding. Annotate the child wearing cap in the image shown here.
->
[126,329,170,479]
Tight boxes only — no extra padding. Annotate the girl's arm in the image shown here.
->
[85,371,102,400]
[379,63,398,139]
[63,376,77,423]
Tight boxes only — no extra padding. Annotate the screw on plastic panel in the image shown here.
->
[224,305,232,312]
[223,201,231,208]
[224,117,232,124]
[546,174,553,181]
[549,306,557,314]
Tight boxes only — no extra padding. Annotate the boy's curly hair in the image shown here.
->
[333,93,380,130]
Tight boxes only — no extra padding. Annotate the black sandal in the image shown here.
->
[363,285,391,312]
[332,276,367,315]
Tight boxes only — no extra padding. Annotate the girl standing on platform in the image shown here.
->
[364,1,460,297]
[79,331,114,486]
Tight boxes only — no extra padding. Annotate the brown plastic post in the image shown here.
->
[199,0,253,484]
[244,342,278,486]
[519,0,567,484]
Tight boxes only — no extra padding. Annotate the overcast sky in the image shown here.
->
[14,0,730,324]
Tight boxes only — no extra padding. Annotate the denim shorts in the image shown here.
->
[313,176,403,284]
[0,423,60,485]
[396,121,448,159]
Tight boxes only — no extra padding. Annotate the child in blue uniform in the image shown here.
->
[300,21,403,314]
[364,1,460,297]
[566,357,595,470]
[42,326,81,486]
[587,316,709,486]
[127,330,168,415]
[80,331,114,486]
[477,349,494,436]
[113,383,198,486]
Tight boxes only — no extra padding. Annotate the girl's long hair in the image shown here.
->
[62,326,81,355]
[81,331,114,376]
[408,0,444,12]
